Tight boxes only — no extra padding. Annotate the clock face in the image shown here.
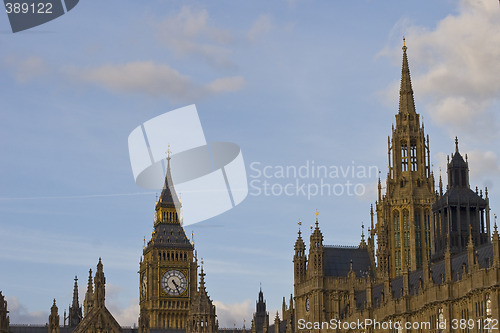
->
[141,274,147,299]
[305,297,310,312]
[161,270,187,296]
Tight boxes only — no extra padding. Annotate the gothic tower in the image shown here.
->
[253,287,269,333]
[432,138,491,260]
[68,276,82,327]
[376,39,436,278]
[139,152,197,331]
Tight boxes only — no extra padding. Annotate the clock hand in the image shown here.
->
[172,279,181,294]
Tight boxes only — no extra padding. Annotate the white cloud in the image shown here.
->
[68,61,244,101]
[106,294,139,328]
[207,76,245,94]
[7,297,48,325]
[465,150,500,184]
[355,181,379,203]
[213,299,253,328]
[156,6,234,69]
[3,56,49,83]
[248,14,273,42]
[381,0,500,141]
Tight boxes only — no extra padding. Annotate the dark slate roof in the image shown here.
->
[323,246,373,278]
[145,223,194,251]
[434,187,487,208]
[354,243,493,310]
[449,151,467,168]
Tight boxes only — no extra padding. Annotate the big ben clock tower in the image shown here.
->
[139,152,197,331]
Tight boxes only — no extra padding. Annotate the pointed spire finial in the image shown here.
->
[361,223,365,241]
[455,137,459,153]
[315,210,319,226]
[167,144,171,160]
[439,167,443,196]
[298,219,302,236]
[72,275,79,308]
[399,36,416,115]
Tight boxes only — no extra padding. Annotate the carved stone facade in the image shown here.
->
[291,41,499,333]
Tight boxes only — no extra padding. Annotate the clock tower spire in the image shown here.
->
[139,150,197,332]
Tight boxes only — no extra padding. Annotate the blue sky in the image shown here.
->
[1,0,500,328]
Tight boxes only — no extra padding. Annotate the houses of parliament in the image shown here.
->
[1,40,499,333]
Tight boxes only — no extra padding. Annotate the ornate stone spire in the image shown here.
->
[399,37,416,115]
[68,276,82,327]
[93,258,106,308]
[72,277,79,308]
[198,260,206,293]
[83,269,93,317]
[48,299,60,333]
[359,223,367,248]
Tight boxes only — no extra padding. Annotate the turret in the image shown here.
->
[273,312,280,333]
[187,261,218,333]
[68,276,82,327]
[94,258,106,308]
[433,138,490,259]
[308,213,324,277]
[467,227,477,272]
[48,299,60,333]
[493,219,499,267]
[293,222,307,284]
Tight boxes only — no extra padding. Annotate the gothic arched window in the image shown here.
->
[401,142,408,172]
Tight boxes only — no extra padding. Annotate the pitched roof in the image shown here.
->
[323,246,373,278]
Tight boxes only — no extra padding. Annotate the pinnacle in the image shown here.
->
[398,38,416,115]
